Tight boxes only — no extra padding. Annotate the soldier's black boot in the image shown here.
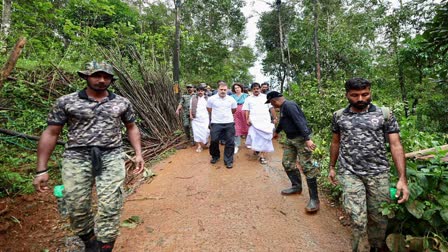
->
[79,230,98,252]
[98,240,116,252]
[281,170,303,195]
[305,177,320,213]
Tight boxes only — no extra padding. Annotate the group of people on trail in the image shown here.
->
[33,61,410,252]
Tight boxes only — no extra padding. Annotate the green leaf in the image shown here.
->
[422,206,440,221]
[120,215,143,229]
[439,182,448,194]
[405,200,426,219]
[415,173,428,189]
[408,183,424,200]
[440,209,448,223]
[436,195,448,208]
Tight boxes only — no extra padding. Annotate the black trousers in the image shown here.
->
[209,123,235,164]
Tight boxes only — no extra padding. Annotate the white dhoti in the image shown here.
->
[246,121,274,153]
[191,97,210,144]
[192,116,210,144]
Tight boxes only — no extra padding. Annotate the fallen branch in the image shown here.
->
[405,145,448,159]
[0,128,65,145]
[127,196,165,201]
[0,37,26,89]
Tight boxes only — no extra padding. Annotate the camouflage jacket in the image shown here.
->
[331,104,400,176]
[47,89,136,151]
[178,93,194,114]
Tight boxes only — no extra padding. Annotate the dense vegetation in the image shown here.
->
[1,0,447,250]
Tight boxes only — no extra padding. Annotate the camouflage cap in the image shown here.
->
[77,61,117,80]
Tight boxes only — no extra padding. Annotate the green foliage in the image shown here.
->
[380,156,448,246]
[0,169,33,197]
[399,116,447,152]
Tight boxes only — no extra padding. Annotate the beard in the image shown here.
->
[87,82,110,92]
[350,99,371,110]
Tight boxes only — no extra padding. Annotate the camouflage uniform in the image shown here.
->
[282,136,319,179]
[178,93,194,139]
[332,104,400,251]
[277,100,318,180]
[48,88,136,243]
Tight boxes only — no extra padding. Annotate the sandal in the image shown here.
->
[259,157,267,164]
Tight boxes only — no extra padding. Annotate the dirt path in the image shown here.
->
[115,140,351,251]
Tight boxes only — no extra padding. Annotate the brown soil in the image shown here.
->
[0,140,352,251]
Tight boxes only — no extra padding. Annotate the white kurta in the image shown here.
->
[190,96,210,144]
[242,94,275,152]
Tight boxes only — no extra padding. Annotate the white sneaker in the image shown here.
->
[246,145,252,149]
[234,147,239,154]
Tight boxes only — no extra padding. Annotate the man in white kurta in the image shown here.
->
[242,82,276,164]
[190,86,210,152]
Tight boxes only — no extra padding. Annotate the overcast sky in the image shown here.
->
[242,0,271,82]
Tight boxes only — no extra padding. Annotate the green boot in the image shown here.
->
[305,178,320,213]
[281,170,303,195]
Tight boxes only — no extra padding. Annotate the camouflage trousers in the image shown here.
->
[182,112,192,139]
[339,173,390,252]
[182,112,191,128]
[282,136,319,179]
[61,151,125,243]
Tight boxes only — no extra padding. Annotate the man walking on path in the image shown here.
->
[267,91,320,213]
[207,81,237,168]
[261,82,270,94]
[33,61,145,252]
[328,77,409,252]
[190,85,210,152]
[176,84,195,145]
[243,82,276,164]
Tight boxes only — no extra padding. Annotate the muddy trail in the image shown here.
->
[0,140,351,252]
[115,140,351,251]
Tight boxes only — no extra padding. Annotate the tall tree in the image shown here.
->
[312,0,321,92]
[257,2,295,90]
[173,0,181,85]
[1,0,12,52]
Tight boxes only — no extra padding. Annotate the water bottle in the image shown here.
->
[389,187,397,200]
[53,185,68,217]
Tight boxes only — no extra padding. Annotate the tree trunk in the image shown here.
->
[1,0,12,53]
[173,0,181,90]
[0,37,26,90]
[277,0,286,94]
[313,0,322,93]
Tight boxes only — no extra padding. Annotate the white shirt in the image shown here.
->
[242,93,272,123]
[207,94,237,124]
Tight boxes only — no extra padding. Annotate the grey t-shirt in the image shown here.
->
[331,104,400,176]
[47,89,136,151]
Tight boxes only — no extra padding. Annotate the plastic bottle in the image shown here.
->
[53,185,68,217]
[389,187,397,200]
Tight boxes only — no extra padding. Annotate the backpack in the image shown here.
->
[335,106,391,143]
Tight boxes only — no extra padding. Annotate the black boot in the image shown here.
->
[305,178,320,213]
[281,170,302,195]
[98,240,116,252]
[79,230,98,252]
